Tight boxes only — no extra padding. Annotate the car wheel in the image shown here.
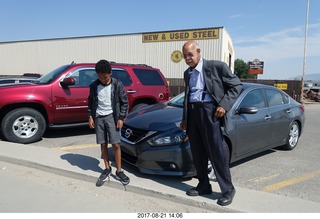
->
[131,103,149,111]
[1,108,46,144]
[282,121,300,150]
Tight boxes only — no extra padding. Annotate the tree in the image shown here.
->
[234,59,256,79]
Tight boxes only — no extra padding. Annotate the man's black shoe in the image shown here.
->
[186,187,212,196]
[217,187,236,206]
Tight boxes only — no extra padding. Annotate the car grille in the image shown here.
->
[121,151,138,164]
[121,124,155,144]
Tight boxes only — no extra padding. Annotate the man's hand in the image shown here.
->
[215,106,226,118]
[180,120,187,131]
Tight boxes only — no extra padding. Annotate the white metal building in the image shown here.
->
[0,27,234,79]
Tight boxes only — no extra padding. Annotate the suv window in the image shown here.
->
[112,69,132,86]
[67,68,133,87]
[133,68,165,86]
[67,69,97,87]
[78,69,97,86]
[38,64,71,84]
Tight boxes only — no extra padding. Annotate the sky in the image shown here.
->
[0,0,319,80]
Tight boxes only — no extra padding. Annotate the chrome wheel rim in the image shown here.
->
[288,123,299,147]
[12,115,39,139]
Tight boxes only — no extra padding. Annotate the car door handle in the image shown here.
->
[264,115,271,120]
[287,109,292,114]
[127,90,136,94]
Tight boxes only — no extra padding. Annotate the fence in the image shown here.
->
[167,78,302,100]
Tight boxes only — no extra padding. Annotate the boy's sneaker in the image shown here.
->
[116,171,130,185]
[99,166,112,182]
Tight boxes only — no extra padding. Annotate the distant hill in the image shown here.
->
[290,73,320,80]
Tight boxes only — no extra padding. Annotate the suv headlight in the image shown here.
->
[147,129,187,146]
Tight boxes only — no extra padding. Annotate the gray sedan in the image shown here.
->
[120,83,305,178]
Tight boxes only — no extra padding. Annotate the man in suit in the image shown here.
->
[180,40,242,206]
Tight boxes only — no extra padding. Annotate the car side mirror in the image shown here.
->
[60,77,75,88]
[237,106,258,114]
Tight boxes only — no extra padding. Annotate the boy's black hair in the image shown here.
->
[95,59,112,73]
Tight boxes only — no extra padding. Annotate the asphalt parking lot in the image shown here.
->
[1,103,320,212]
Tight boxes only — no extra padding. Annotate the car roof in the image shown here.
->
[68,62,158,70]
[242,82,272,89]
[241,82,285,92]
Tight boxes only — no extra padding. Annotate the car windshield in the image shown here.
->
[168,92,184,107]
[35,65,71,84]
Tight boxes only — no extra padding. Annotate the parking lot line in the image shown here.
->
[245,173,280,184]
[53,144,100,151]
[262,169,320,192]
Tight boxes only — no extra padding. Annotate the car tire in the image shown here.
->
[282,121,300,150]
[131,103,149,111]
[1,108,46,144]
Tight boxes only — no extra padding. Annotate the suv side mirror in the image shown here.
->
[60,77,75,88]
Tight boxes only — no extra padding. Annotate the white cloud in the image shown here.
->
[234,23,320,79]
[229,13,244,19]
[235,23,320,58]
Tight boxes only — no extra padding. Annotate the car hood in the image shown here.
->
[124,103,183,131]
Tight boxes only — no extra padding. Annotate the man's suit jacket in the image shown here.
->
[182,59,242,122]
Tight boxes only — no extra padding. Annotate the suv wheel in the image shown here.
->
[132,103,149,111]
[1,108,46,144]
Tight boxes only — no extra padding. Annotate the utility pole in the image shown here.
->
[301,0,310,102]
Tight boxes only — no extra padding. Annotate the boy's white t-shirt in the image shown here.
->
[96,83,113,117]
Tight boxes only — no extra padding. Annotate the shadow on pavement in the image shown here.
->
[60,153,103,173]
[121,160,221,202]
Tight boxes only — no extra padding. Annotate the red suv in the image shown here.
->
[0,62,170,144]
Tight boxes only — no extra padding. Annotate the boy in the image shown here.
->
[88,59,130,185]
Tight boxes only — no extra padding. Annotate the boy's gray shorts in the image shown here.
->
[95,114,120,144]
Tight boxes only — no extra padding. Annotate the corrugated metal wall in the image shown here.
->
[0,27,234,79]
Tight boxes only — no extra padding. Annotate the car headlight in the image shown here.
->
[147,129,187,146]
